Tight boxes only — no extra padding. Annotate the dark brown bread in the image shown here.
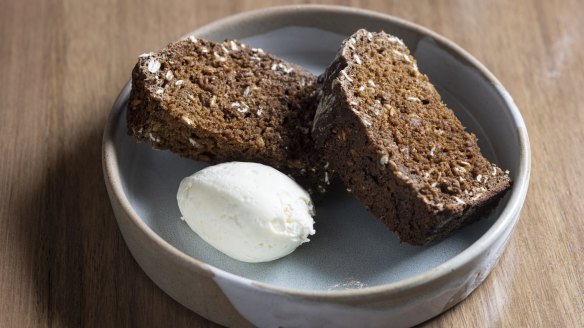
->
[128,36,331,195]
[313,30,511,244]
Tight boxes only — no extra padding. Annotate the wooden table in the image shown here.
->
[1,0,582,326]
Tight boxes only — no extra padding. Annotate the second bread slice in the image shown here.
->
[312,30,511,244]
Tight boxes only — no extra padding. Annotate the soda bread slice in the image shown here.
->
[312,30,511,244]
[128,37,331,195]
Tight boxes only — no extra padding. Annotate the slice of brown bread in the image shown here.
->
[128,36,331,195]
[312,29,511,244]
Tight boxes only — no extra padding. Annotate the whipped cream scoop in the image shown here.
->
[177,162,315,263]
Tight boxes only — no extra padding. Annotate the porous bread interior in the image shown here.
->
[128,38,330,195]
[339,30,509,210]
[140,39,316,164]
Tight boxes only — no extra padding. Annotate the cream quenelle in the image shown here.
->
[177,162,316,263]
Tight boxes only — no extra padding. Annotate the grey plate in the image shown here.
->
[104,5,530,327]
[120,26,506,291]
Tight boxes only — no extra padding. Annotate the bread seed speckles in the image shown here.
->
[471,193,484,201]
[230,40,239,51]
[387,35,404,45]
[454,166,467,175]
[396,171,408,180]
[338,130,346,141]
[147,59,161,73]
[174,79,183,86]
[299,77,307,87]
[366,32,373,41]
[380,155,389,165]
[367,80,376,87]
[407,96,421,102]
[188,35,198,43]
[200,47,209,54]
[453,197,466,205]
[182,116,193,125]
[354,54,362,64]
[385,104,396,116]
[148,133,160,142]
[188,138,198,147]
[392,49,410,62]
[165,70,174,81]
[458,160,471,168]
[231,101,248,113]
[341,70,353,82]
[281,63,293,73]
[476,174,482,182]
[271,63,293,74]
[214,52,226,62]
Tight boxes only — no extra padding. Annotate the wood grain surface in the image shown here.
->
[1,0,582,327]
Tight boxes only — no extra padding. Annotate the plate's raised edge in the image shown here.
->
[102,4,531,300]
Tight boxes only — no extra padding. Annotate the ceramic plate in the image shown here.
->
[104,5,530,327]
[118,25,507,291]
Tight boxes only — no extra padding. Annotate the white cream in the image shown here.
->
[177,162,315,263]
